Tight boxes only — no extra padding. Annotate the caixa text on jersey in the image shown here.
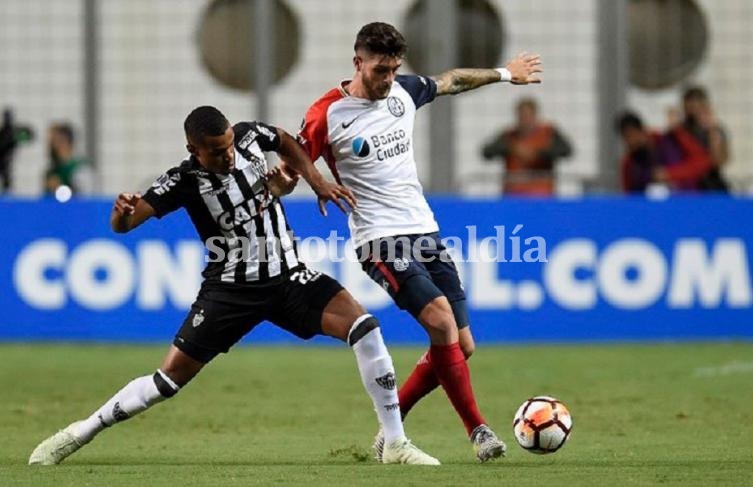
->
[216,201,271,231]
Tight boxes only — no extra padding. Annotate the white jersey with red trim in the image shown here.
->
[298,74,439,248]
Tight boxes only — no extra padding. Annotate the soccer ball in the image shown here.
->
[512,396,572,454]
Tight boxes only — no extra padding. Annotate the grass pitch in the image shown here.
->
[2,342,752,486]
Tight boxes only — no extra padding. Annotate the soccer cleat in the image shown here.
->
[372,427,385,463]
[28,421,87,465]
[382,437,440,465]
[470,424,507,462]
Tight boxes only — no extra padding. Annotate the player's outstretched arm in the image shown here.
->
[275,129,357,216]
[433,52,542,96]
[111,192,155,233]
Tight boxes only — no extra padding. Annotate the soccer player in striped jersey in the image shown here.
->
[294,22,542,462]
[28,106,438,466]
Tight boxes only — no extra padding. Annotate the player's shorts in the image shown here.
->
[356,232,469,329]
[174,265,344,363]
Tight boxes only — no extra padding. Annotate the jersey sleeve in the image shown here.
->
[396,74,437,109]
[234,121,281,152]
[141,167,188,218]
[297,102,330,163]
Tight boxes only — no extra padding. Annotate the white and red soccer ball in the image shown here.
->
[513,396,573,454]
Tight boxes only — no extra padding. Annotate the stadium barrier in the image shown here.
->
[2,196,751,344]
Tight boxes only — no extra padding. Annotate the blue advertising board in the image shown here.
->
[1,196,751,344]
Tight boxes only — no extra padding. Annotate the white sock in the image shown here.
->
[350,315,405,445]
[74,370,179,443]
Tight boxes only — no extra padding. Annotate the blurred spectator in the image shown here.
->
[616,111,711,193]
[481,98,572,196]
[0,108,34,193]
[44,123,92,196]
[682,86,730,192]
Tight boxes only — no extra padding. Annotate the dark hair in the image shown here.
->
[51,123,75,145]
[184,106,229,143]
[516,97,538,113]
[615,111,644,134]
[683,85,708,102]
[354,22,407,58]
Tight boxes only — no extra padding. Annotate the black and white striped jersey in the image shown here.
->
[142,121,300,284]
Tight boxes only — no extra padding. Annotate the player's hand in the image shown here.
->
[113,192,141,216]
[506,52,542,85]
[265,166,300,197]
[312,181,357,216]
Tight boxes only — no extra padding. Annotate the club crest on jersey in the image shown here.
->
[387,96,405,117]
[352,137,371,157]
[244,152,268,180]
[393,257,410,272]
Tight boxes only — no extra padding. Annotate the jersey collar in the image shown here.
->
[340,79,389,106]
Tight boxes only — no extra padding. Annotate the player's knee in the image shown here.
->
[426,314,454,335]
[347,314,380,346]
[422,307,460,344]
[419,301,456,337]
[153,370,180,398]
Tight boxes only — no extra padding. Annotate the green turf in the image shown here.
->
[2,343,752,486]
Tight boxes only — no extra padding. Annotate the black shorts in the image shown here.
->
[356,232,469,328]
[174,266,344,363]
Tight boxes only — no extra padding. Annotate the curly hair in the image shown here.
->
[184,106,229,143]
[354,22,407,58]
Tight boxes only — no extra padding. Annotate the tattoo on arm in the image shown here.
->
[433,68,502,96]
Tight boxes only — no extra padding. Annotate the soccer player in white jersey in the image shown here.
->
[294,22,542,462]
[28,106,438,466]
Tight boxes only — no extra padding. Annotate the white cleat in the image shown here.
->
[471,424,506,463]
[29,421,87,465]
[382,437,440,466]
[372,427,385,463]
